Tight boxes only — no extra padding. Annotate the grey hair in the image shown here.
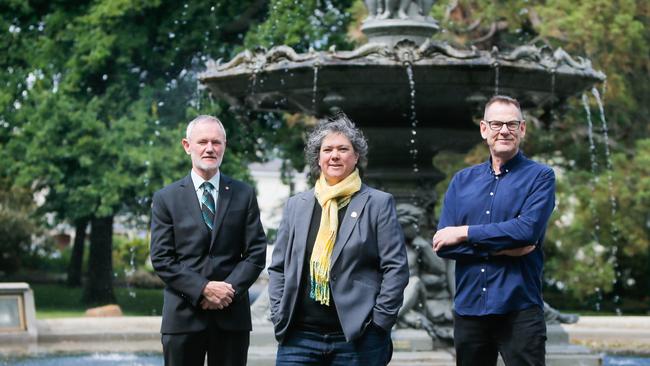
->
[185,115,227,141]
[483,95,523,120]
[305,112,368,179]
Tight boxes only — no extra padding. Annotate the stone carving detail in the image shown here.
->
[330,42,392,61]
[216,46,317,72]
[418,39,481,59]
[396,203,454,343]
[365,0,436,21]
[498,45,595,70]
[551,47,593,70]
[211,42,598,76]
[333,40,479,64]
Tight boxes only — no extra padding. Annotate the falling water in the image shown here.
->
[405,63,419,175]
[591,87,622,315]
[195,75,206,111]
[583,89,623,315]
[124,246,137,299]
[591,87,617,217]
[582,94,600,187]
[250,69,259,97]
[493,63,500,95]
[312,65,319,112]
[550,70,556,101]
[581,93,603,312]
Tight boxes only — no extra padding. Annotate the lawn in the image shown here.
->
[31,284,163,319]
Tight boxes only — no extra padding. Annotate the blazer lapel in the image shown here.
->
[330,186,370,267]
[179,175,209,237]
[292,190,315,287]
[210,174,233,248]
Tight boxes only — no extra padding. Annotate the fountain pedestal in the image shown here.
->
[0,283,37,344]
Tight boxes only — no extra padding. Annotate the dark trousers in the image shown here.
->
[454,306,547,366]
[162,322,250,366]
[276,323,393,366]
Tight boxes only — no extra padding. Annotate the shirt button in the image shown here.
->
[481,268,485,273]
[495,176,499,180]
[490,192,494,196]
[506,169,509,173]
[486,210,490,214]
[482,288,486,292]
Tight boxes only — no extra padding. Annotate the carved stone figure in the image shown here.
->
[395,203,454,343]
[365,0,384,19]
[544,301,579,324]
[365,0,435,21]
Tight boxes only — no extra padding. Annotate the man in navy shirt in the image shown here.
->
[432,95,555,366]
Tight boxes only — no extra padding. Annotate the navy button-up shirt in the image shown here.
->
[436,151,555,316]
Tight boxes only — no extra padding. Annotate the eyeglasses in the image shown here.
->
[484,120,522,131]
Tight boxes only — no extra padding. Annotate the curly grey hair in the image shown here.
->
[305,112,368,180]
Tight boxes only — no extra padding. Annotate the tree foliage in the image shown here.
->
[0,181,41,274]
[244,0,355,52]
[0,0,268,303]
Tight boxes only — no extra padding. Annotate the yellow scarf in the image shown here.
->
[310,169,362,306]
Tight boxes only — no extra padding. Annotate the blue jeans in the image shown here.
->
[276,324,392,366]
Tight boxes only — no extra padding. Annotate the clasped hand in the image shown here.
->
[201,281,234,310]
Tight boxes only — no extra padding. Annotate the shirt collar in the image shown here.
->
[190,169,221,193]
[487,150,525,175]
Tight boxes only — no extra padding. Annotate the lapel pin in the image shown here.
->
[351,211,358,218]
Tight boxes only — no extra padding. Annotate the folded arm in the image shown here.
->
[467,169,555,252]
[434,169,555,258]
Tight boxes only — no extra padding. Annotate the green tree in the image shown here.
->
[0,181,41,275]
[545,139,650,306]
[0,0,268,305]
[244,0,355,52]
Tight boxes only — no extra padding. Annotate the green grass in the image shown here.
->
[31,284,163,319]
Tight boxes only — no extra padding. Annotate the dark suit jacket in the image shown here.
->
[268,184,409,342]
[150,174,267,334]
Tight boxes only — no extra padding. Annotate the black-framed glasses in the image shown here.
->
[484,120,522,131]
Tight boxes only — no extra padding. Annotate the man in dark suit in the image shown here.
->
[150,115,267,366]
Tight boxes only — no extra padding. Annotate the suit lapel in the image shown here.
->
[179,175,210,237]
[292,190,315,287]
[210,174,233,248]
[330,186,370,267]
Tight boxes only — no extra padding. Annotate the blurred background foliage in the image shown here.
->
[0,0,648,312]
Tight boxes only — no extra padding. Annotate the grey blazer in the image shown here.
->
[268,184,409,342]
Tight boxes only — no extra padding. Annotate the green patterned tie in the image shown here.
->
[200,182,216,231]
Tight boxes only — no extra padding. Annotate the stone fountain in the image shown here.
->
[199,1,604,363]
[200,0,604,204]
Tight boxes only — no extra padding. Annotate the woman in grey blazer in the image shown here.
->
[268,112,409,366]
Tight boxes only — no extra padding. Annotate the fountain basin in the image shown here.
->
[200,41,605,129]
